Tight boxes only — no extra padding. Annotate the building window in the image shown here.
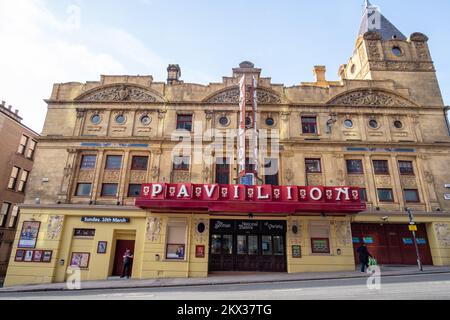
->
[344,119,354,129]
[80,155,97,170]
[394,120,403,129]
[166,222,187,260]
[378,189,394,202]
[17,170,29,193]
[369,120,379,129]
[176,114,193,131]
[0,202,11,227]
[360,188,368,202]
[305,159,322,173]
[17,135,29,155]
[131,156,149,171]
[399,161,415,175]
[115,114,126,125]
[373,160,390,175]
[301,116,318,134]
[311,238,331,254]
[76,183,92,197]
[128,184,142,198]
[91,114,101,125]
[101,184,118,197]
[264,158,279,186]
[8,205,19,228]
[346,160,364,174]
[173,156,190,171]
[404,189,420,203]
[26,140,37,160]
[105,155,122,170]
[8,166,20,190]
[215,158,230,184]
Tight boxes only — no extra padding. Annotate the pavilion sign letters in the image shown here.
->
[135,183,366,215]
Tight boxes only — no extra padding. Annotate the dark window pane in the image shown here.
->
[378,189,394,202]
[305,159,321,173]
[80,155,97,169]
[405,189,420,203]
[131,156,148,171]
[128,184,142,197]
[346,160,364,174]
[76,183,92,196]
[373,160,389,175]
[105,156,122,170]
[360,188,368,202]
[216,158,230,184]
[262,236,273,255]
[264,159,279,186]
[399,161,414,175]
[302,117,318,134]
[237,235,247,255]
[176,115,193,131]
[101,184,118,197]
[173,156,190,171]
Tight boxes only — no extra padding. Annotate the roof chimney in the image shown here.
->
[313,66,327,85]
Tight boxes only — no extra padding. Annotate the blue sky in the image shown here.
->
[1,0,449,132]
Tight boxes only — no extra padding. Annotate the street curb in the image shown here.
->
[1,270,449,294]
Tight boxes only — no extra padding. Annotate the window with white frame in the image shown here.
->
[8,167,20,190]
[8,205,19,228]
[17,170,29,192]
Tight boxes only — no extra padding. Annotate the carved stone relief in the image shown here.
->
[367,40,381,60]
[307,173,324,186]
[193,219,209,243]
[329,90,411,107]
[375,176,392,187]
[46,215,64,240]
[370,61,435,72]
[103,170,121,183]
[207,88,282,104]
[130,171,147,183]
[146,217,162,242]
[334,221,352,246]
[348,175,365,188]
[78,170,95,182]
[289,220,303,245]
[172,171,191,183]
[284,169,294,184]
[400,175,418,188]
[77,85,162,102]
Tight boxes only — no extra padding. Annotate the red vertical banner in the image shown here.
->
[238,75,246,177]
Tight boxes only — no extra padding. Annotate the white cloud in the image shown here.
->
[0,0,169,133]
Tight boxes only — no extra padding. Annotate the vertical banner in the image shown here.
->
[252,76,259,176]
[238,75,246,177]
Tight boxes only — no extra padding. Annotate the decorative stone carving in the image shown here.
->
[414,41,430,61]
[76,108,87,118]
[146,217,162,242]
[46,215,64,240]
[400,175,418,188]
[424,171,434,184]
[64,164,73,178]
[77,85,163,102]
[307,173,323,186]
[78,170,94,182]
[336,170,345,186]
[202,167,210,182]
[434,223,450,247]
[172,171,191,183]
[289,220,303,245]
[363,31,382,41]
[158,109,167,119]
[194,219,209,243]
[280,112,291,121]
[204,110,213,120]
[151,166,160,180]
[103,170,121,182]
[328,90,412,107]
[130,170,147,183]
[207,87,282,104]
[285,169,294,183]
[334,221,352,246]
[348,175,365,188]
[367,40,381,60]
[375,175,392,187]
[370,61,435,72]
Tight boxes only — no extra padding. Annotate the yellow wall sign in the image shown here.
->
[409,225,418,231]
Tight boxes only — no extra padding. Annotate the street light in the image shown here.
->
[405,207,423,272]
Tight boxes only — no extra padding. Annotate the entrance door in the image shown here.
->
[112,240,135,276]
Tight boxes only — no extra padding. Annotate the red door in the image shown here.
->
[352,223,433,266]
[112,240,135,276]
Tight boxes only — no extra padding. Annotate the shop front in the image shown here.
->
[209,220,287,272]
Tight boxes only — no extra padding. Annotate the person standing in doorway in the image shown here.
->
[357,243,373,273]
[121,249,134,279]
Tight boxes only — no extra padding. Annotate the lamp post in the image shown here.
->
[406,208,423,272]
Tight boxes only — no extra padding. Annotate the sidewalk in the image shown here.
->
[1,265,449,293]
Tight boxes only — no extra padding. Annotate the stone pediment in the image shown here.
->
[327,89,416,107]
[75,85,165,103]
[206,86,284,104]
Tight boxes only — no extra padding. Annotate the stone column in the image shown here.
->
[118,150,131,203]
[58,149,78,203]
[91,150,105,203]
[390,155,404,210]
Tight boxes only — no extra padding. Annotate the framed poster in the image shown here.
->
[166,244,185,260]
[15,250,25,262]
[311,238,331,254]
[195,245,205,258]
[97,241,108,254]
[292,245,302,258]
[18,221,41,249]
[42,251,53,263]
[24,250,34,262]
[33,250,43,262]
[70,252,90,268]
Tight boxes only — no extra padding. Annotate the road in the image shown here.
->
[0,272,449,300]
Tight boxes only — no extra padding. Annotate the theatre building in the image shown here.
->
[4,2,450,287]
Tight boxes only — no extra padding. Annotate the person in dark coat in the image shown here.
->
[357,243,373,273]
[121,249,134,279]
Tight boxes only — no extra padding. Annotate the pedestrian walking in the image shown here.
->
[357,243,373,273]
